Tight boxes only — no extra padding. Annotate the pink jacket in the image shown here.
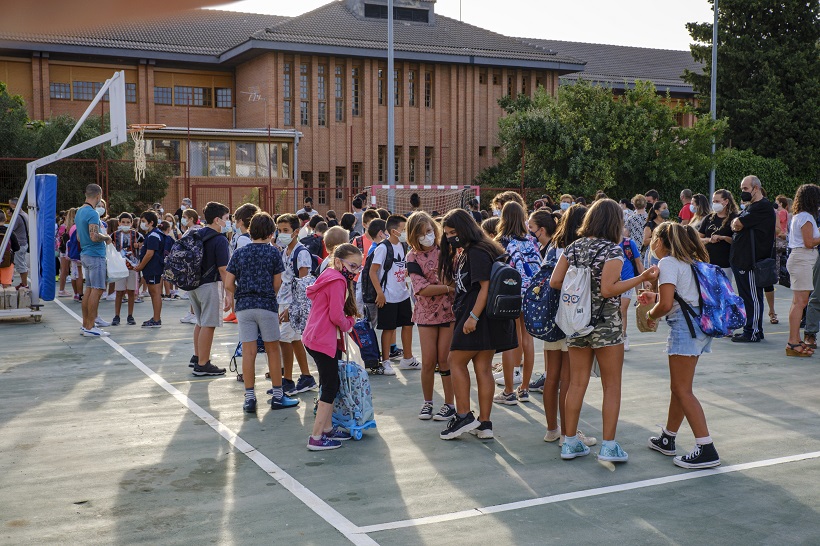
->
[302,268,356,358]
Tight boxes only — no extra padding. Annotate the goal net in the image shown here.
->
[366,185,479,216]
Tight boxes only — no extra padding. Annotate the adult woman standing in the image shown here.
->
[785,184,820,357]
[627,194,648,243]
[698,190,739,280]
[687,194,711,232]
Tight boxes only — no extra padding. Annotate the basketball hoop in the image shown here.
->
[128,124,166,183]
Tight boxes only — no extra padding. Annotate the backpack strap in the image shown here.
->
[673,291,699,339]
[291,245,308,277]
[406,260,424,277]
[379,240,395,288]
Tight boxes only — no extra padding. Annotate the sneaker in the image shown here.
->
[368,365,385,375]
[561,439,591,460]
[188,356,198,368]
[648,430,677,456]
[624,334,630,352]
[73,294,81,302]
[224,313,237,324]
[398,357,421,370]
[598,442,629,462]
[544,429,561,443]
[578,430,598,447]
[307,435,342,451]
[141,318,162,328]
[288,375,318,395]
[389,347,403,359]
[493,390,519,406]
[528,373,546,393]
[270,394,300,410]
[495,366,523,386]
[432,404,456,422]
[179,291,189,300]
[126,315,136,326]
[180,312,197,324]
[440,411,480,440]
[517,389,530,403]
[57,290,72,297]
[418,402,434,420]
[111,316,120,326]
[191,361,226,376]
[95,317,111,327]
[282,378,296,394]
[468,420,494,439]
[243,398,257,413]
[134,296,144,303]
[382,361,396,376]
[673,443,720,469]
[325,426,352,441]
[81,326,110,337]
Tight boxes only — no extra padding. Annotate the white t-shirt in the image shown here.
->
[297,208,319,218]
[372,241,410,303]
[788,211,819,249]
[279,243,313,306]
[658,256,699,313]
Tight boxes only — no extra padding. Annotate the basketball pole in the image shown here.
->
[708,0,718,197]
[386,0,396,213]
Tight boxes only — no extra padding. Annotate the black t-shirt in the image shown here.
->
[200,227,230,284]
[699,212,737,268]
[470,211,483,224]
[730,198,776,270]
[454,246,493,313]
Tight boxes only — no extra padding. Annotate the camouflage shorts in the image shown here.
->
[566,306,624,349]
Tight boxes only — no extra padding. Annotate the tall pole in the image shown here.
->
[709,0,718,197]
[387,0,396,212]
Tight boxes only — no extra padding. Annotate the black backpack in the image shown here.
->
[361,240,408,304]
[485,254,522,320]
[291,245,321,278]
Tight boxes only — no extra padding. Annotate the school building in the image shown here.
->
[0,0,700,213]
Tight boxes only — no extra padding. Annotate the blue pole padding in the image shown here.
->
[37,174,57,302]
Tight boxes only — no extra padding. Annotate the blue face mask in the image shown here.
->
[560,202,570,211]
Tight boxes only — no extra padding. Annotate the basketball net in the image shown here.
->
[129,126,147,184]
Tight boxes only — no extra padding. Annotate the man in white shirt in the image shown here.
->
[296,196,319,218]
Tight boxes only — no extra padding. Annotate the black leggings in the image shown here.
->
[307,347,341,404]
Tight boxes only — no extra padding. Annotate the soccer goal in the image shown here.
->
[366,185,479,215]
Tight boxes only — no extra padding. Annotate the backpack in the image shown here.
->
[288,245,318,334]
[674,261,746,338]
[555,243,607,339]
[523,247,565,342]
[351,310,381,369]
[485,254,523,320]
[300,234,323,260]
[621,238,641,276]
[291,244,321,278]
[162,228,220,291]
[0,236,13,268]
[506,236,543,294]
[361,240,408,304]
[67,229,81,261]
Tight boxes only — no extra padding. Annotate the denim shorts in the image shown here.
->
[666,307,712,357]
[81,255,106,290]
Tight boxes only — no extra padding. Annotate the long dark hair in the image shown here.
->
[647,201,667,224]
[793,184,820,215]
[552,204,587,249]
[332,244,362,318]
[439,209,504,283]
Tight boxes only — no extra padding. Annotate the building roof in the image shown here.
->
[520,38,703,95]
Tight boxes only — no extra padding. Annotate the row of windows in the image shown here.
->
[377,146,434,184]
[154,86,232,108]
[301,165,362,205]
[376,68,432,108]
[49,81,137,103]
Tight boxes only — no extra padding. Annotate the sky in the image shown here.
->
[208,0,714,51]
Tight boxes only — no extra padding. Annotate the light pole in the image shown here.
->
[709,0,718,197]
[387,0,395,212]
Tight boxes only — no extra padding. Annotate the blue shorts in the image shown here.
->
[666,307,712,357]
[144,274,163,285]
[81,255,106,290]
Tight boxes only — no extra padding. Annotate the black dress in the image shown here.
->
[450,246,518,353]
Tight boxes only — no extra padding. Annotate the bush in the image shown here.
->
[714,148,801,199]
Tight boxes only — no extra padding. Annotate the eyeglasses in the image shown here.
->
[341,259,363,273]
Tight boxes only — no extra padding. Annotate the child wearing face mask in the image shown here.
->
[111,212,143,326]
[406,212,456,422]
[133,211,164,328]
[357,218,387,339]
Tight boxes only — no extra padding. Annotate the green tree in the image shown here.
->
[0,82,33,158]
[479,81,724,202]
[684,0,820,181]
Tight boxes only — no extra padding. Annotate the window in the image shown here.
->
[521,75,529,96]
[318,172,328,205]
[492,146,500,156]
[394,146,401,183]
[424,72,433,108]
[507,73,515,97]
[283,62,293,126]
[364,4,429,23]
[479,146,487,157]
[50,82,71,100]
[492,70,501,85]
[351,67,361,116]
[424,147,433,184]
[536,77,543,89]
[409,147,418,183]
[216,88,232,108]
[235,142,277,177]
[335,167,345,200]
[378,146,385,183]
[479,69,487,85]
[175,86,212,107]
[281,143,290,178]
[125,83,137,103]
[302,171,313,190]
[317,65,327,127]
[188,141,230,176]
[394,69,402,106]
[378,68,385,106]
[352,163,362,194]
[335,66,345,122]
[154,86,172,105]
[72,81,97,101]
[300,63,310,126]
[408,70,416,107]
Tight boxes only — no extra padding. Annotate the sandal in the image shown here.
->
[769,312,779,324]
[804,334,817,350]
[786,342,812,357]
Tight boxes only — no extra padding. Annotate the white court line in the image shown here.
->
[54,299,379,546]
[354,450,820,535]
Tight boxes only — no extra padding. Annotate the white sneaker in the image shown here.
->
[180,312,197,324]
[495,366,522,386]
[398,357,421,370]
[381,360,396,376]
[544,429,561,442]
[179,291,190,300]
[57,290,72,297]
[624,334,630,352]
[82,327,110,337]
[95,317,111,327]
[559,430,598,447]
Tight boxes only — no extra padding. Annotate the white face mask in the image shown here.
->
[95,207,106,217]
[398,231,407,244]
[277,233,293,247]
[118,225,130,232]
[493,209,501,217]
[420,232,435,248]
[140,222,148,231]
[181,217,189,227]
[181,205,188,211]
[712,203,725,213]
[222,221,232,234]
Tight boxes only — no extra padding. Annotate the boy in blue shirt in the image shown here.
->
[619,226,645,351]
[134,210,164,328]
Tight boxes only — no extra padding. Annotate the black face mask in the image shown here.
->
[340,267,356,282]
[740,191,753,203]
[447,236,462,249]
[304,206,312,212]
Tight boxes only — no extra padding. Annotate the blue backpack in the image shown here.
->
[506,236,543,294]
[674,261,746,338]
[67,229,81,261]
[523,247,566,342]
[351,311,381,370]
